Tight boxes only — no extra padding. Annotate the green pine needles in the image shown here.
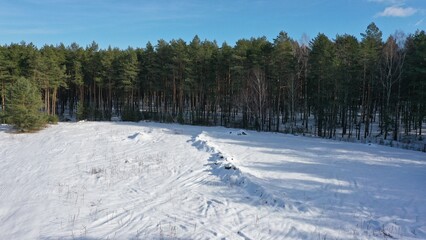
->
[5,77,47,132]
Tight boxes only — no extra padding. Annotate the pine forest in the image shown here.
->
[0,23,425,143]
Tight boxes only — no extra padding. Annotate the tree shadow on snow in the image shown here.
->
[195,129,426,239]
[81,121,424,239]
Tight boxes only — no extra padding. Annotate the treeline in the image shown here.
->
[0,23,425,140]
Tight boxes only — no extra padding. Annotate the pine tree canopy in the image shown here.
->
[5,77,46,132]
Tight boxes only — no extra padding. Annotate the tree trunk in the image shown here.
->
[52,87,58,115]
[1,80,5,112]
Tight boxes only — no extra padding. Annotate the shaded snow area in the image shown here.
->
[0,122,425,240]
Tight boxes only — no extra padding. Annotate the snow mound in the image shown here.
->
[193,132,287,209]
[127,132,142,140]
[228,130,248,136]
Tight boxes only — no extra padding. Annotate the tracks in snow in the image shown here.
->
[4,122,420,239]
[46,123,258,239]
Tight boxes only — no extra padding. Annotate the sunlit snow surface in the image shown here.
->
[0,122,425,239]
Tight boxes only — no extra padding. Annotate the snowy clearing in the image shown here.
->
[0,121,425,239]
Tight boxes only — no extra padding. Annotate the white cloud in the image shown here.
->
[377,6,417,17]
[415,19,424,26]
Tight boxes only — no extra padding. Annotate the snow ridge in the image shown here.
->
[192,131,286,209]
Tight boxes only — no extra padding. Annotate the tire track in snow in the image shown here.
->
[91,127,257,239]
[67,125,221,238]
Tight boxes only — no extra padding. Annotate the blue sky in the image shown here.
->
[0,0,425,49]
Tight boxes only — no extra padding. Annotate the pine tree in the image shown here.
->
[5,77,46,132]
[272,31,297,130]
[360,22,383,139]
[334,34,361,138]
[308,33,336,137]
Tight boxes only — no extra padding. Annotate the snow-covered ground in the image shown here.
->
[0,121,425,240]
